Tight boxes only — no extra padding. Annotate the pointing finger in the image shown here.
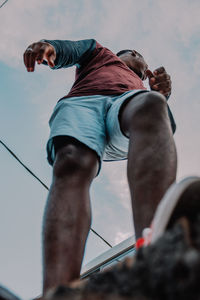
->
[24,47,36,72]
[23,47,32,71]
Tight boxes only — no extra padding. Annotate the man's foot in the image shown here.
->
[136,176,200,248]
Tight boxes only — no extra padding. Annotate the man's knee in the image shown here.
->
[53,139,99,181]
[120,91,168,136]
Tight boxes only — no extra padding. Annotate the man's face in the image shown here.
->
[119,50,148,80]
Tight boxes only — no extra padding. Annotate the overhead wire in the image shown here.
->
[0,140,49,190]
[0,139,113,248]
[0,0,8,9]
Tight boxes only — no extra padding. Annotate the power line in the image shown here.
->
[0,139,113,248]
[90,228,112,248]
[0,140,49,190]
[0,0,8,9]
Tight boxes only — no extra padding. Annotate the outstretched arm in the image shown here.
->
[146,67,172,99]
[23,39,96,72]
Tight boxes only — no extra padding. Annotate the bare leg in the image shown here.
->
[120,92,177,238]
[42,137,99,293]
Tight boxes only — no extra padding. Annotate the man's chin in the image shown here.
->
[130,67,143,80]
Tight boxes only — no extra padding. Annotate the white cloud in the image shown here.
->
[103,161,131,210]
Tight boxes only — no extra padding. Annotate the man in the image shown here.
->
[23,39,177,295]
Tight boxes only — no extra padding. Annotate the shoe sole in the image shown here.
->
[151,176,200,243]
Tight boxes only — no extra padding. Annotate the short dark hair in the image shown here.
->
[116,49,143,59]
[116,49,132,57]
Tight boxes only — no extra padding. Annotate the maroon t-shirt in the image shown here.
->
[65,42,146,99]
[43,39,146,99]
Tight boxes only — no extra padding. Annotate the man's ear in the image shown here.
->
[131,50,137,57]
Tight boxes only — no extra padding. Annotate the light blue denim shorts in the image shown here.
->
[46,89,148,174]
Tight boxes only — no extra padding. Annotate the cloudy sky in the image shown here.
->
[1,0,200,299]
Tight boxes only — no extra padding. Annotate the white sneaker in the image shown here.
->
[136,176,200,249]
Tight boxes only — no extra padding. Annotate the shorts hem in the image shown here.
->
[46,134,102,177]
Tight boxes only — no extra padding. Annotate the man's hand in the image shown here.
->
[146,67,171,98]
[23,41,56,72]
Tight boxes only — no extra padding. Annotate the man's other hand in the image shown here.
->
[23,41,56,72]
[146,67,172,98]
